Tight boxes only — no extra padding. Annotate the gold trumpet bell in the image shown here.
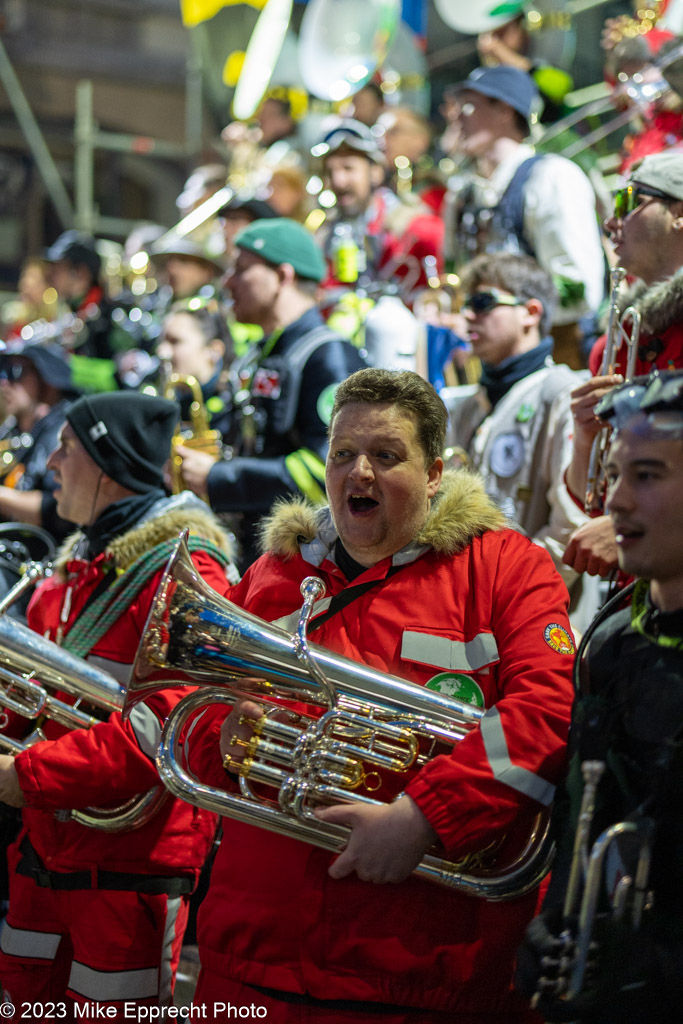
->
[125,531,554,899]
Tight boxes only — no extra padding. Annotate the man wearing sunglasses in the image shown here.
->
[443,253,598,632]
[563,150,683,580]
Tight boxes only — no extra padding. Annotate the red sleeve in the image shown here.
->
[405,533,574,857]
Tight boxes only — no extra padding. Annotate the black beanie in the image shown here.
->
[66,392,180,494]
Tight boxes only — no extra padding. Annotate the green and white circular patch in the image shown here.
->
[317,383,338,426]
[426,672,485,708]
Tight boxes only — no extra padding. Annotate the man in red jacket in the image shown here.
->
[0,392,234,1017]
[185,368,574,1022]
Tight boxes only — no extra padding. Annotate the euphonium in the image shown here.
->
[124,532,554,900]
[584,266,640,513]
[163,370,222,495]
[0,575,166,831]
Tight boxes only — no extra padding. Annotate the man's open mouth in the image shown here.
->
[348,495,379,512]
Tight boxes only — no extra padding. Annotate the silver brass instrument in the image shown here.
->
[0,574,165,831]
[123,532,554,900]
[584,266,640,513]
[533,760,654,1005]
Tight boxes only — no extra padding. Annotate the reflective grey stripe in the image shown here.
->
[183,706,212,764]
[401,630,499,672]
[272,596,332,633]
[68,961,159,1001]
[0,922,61,960]
[85,654,133,685]
[480,707,556,806]
[128,702,162,760]
[159,896,181,1006]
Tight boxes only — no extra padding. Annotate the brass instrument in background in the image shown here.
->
[0,431,34,487]
[163,371,222,496]
[584,266,640,513]
[533,759,654,1006]
[123,532,554,900]
[0,587,166,831]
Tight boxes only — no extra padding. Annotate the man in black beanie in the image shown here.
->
[0,390,236,1015]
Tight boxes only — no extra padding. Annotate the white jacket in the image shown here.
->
[443,361,601,631]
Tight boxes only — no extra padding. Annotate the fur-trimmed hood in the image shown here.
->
[613,265,683,336]
[258,469,506,562]
[53,491,234,577]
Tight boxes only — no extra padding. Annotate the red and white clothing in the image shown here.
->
[0,494,233,1017]
[187,471,575,1022]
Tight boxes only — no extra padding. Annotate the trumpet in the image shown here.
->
[584,266,640,513]
[0,570,166,831]
[163,370,223,495]
[533,760,654,1006]
[123,532,554,900]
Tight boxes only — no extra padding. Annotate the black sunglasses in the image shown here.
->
[463,289,525,314]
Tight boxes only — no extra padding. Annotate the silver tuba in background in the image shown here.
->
[0,577,166,832]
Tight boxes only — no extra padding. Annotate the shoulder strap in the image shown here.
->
[61,537,230,660]
[495,155,545,256]
[308,563,404,633]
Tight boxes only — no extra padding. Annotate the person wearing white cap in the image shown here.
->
[563,150,683,581]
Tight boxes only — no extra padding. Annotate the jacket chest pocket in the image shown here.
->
[399,627,500,709]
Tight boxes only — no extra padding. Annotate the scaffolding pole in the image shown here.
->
[0,35,74,228]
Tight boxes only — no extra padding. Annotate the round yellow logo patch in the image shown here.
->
[544,623,575,655]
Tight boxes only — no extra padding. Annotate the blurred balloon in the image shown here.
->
[299,0,401,102]
[434,0,520,36]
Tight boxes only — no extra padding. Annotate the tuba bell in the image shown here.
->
[123,532,554,900]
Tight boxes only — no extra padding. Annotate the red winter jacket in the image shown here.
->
[10,498,232,882]
[187,472,574,1019]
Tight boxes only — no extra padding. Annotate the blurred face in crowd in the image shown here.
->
[457,91,512,157]
[157,311,223,385]
[0,358,42,425]
[462,286,541,366]
[326,402,443,567]
[257,98,294,146]
[226,249,281,327]
[603,189,683,286]
[606,430,683,611]
[325,151,381,219]
[48,260,91,302]
[19,261,50,307]
[164,256,216,300]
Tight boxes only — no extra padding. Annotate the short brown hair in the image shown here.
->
[461,252,556,337]
[329,368,447,464]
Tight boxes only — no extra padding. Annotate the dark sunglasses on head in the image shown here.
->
[613,183,676,219]
[463,289,525,314]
